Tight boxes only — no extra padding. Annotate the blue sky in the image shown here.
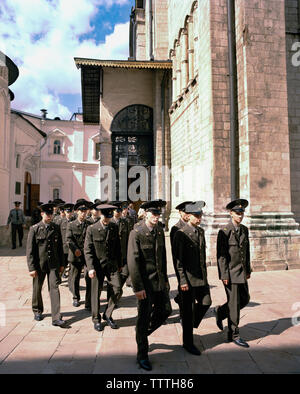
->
[0,0,135,119]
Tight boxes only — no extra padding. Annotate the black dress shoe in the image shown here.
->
[85,305,91,311]
[73,300,80,307]
[52,319,67,327]
[183,343,201,356]
[103,314,118,329]
[137,359,152,371]
[94,322,103,332]
[34,313,43,321]
[232,337,249,348]
[214,306,223,331]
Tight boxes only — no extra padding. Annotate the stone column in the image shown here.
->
[235,0,300,270]
[0,66,11,226]
[175,41,181,98]
[188,16,195,83]
[171,49,177,103]
[180,28,189,92]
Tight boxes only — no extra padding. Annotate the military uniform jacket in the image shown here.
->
[86,216,100,226]
[26,221,64,273]
[60,218,73,254]
[170,219,186,278]
[217,221,251,284]
[127,222,168,293]
[66,219,88,263]
[173,224,208,287]
[84,221,122,273]
[111,217,130,264]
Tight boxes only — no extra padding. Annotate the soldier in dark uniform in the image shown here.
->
[31,202,43,226]
[110,201,131,294]
[127,200,172,371]
[84,203,123,332]
[170,201,192,312]
[173,201,212,356]
[6,201,26,249]
[53,203,66,225]
[86,203,100,225]
[26,203,66,326]
[66,201,91,309]
[215,198,251,348]
[59,203,74,278]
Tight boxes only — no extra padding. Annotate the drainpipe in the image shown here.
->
[149,0,154,60]
[227,0,239,200]
[161,70,168,226]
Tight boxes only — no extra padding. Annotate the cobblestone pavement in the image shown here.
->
[0,238,300,374]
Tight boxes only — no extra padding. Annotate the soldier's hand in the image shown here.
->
[29,270,37,278]
[59,266,65,274]
[246,274,251,280]
[222,279,229,286]
[180,284,189,291]
[135,290,147,300]
[89,269,96,279]
[75,249,82,257]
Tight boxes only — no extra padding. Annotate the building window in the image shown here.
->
[53,188,60,200]
[16,154,20,168]
[136,0,144,8]
[53,140,61,154]
[15,182,21,195]
[95,142,101,160]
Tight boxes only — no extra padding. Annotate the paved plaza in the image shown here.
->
[0,238,300,375]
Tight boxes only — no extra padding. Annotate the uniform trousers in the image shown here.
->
[32,269,61,322]
[11,224,23,248]
[180,285,211,346]
[136,289,172,361]
[218,282,250,339]
[91,265,122,323]
[68,259,91,308]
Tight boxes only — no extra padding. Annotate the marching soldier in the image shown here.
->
[110,201,131,292]
[26,203,66,326]
[127,200,172,371]
[215,198,251,348]
[170,201,192,311]
[86,203,100,225]
[66,201,91,309]
[173,201,212,356]
[6,201,26,249]
[84,203,122,332]
[59,203,74,278]
[53,203,66,225]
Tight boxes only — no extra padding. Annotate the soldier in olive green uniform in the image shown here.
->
[26,203,66,327]
[66,201,91,309]
[127,200,172,371]
[215,199,251,348]
[59,203,74,278]
[84,204,122,332]
[170,201,193,313]
[110,201,131,292]
[173,201,212,356]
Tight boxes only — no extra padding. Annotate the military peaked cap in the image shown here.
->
[226,199,248,212]
[175,201,193,212]
[185,201,206,214]
[40,203,55,214]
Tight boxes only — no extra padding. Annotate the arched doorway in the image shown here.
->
[24,171,32,216]
[111,104,154,210]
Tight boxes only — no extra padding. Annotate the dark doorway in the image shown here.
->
[111,105,154,206]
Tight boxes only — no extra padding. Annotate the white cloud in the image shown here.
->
[0,0,131,119]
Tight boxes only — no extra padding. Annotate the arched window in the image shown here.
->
[53,140,61,154]
[53,188,60,200]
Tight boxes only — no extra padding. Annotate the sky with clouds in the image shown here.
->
[0,0,135,120]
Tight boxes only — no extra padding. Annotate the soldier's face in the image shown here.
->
[77,209,87,221]
[122,208,128,216]
[146,211,160,226]
[230,210,244,224]
[114,210,122,219]
[41,212,53,223]
[92,209,99,218]
[189,213,202,226]
[60,211,66,217]
[66,211,73,220]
